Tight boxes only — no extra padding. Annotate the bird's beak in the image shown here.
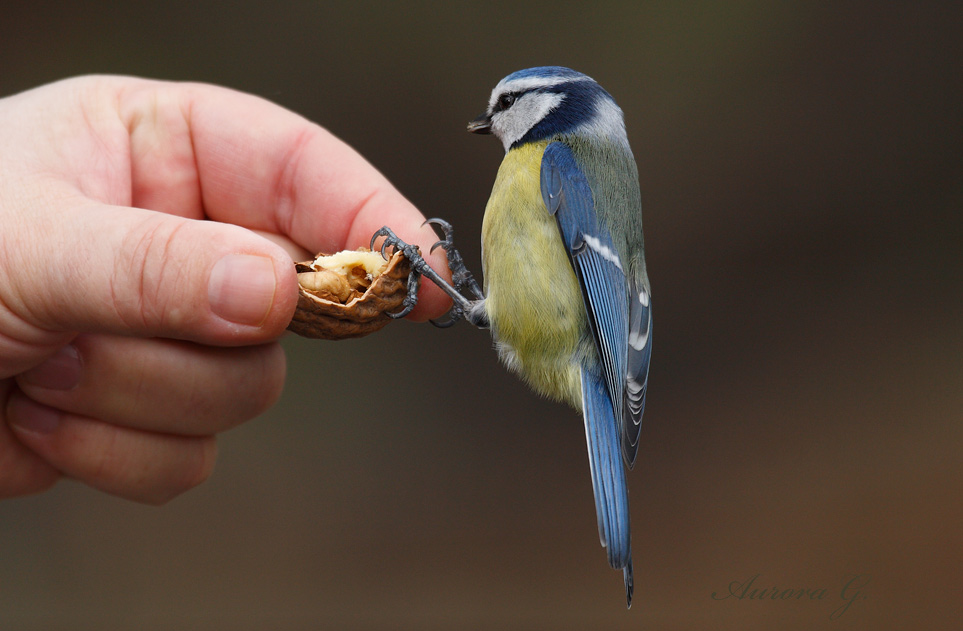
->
[467,112,493,134]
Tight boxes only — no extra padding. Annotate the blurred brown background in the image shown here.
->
[1,2,960,629]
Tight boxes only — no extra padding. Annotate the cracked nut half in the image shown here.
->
[287,248,411,340]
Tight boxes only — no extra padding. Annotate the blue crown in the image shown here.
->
[501,66,591,83]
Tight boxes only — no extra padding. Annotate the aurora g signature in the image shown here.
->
[712,573,870,620]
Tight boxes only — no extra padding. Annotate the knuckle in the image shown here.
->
[272,126,318,237]
[112,215,193,334]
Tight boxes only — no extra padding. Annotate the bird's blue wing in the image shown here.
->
[540,142,629,421]
[541,142,651,472]
[541,141,633,592]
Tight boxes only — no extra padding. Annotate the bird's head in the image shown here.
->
[468,66,628,152]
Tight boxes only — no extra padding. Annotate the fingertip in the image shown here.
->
[249,242,300,338]
[147,435,217,506]
[208,253,288,328]
[0,463,60,499]
[0,393,62,498]
[202,227,301,342]
[7,392,63,436]
[181,223,299,343]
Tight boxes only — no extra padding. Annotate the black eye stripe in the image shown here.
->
[493,92,516,113]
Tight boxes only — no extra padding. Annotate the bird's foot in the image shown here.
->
[370,225,484,326]
[369,226,425,319]
[425,218,485,301]
[423,218,488,327]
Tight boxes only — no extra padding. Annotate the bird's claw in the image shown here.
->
[386,270,422,319]
[429,301,468,328]
[371,223,485,327]
[371,227,427,318]
[422,218,485,301]
[371,227,420,264]
[425,218,455,253]
[429,315,458,328]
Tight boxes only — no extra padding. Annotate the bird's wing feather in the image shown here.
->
[624,278,651,467]
[540,142,628,418]
[541,141,633,582]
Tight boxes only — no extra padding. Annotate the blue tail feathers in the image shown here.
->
[581,365,634,606]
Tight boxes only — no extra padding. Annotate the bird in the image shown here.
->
[372,66,652,607]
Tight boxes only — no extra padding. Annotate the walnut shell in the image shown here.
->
[287,249,411,340]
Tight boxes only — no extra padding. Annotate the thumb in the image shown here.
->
[4,203,298,345]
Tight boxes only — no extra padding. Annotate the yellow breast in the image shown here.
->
[480,141,587,407]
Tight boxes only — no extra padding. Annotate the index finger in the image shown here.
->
[119,79,452,320]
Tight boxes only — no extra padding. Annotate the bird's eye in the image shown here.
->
[496,93,516,112]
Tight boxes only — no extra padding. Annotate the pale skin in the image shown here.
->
[0,76,450,504]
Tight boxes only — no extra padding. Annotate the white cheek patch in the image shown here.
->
[492,92,565,150]
[583,234,623,271]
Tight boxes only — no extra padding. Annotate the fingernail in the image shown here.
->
[8,396,62,435]
[19,345,82,390]
[208,254,278,326]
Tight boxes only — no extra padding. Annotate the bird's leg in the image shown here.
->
[424,218,485,301]
[423,218,489,328]
[370,225,488,328]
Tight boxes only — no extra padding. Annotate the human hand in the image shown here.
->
[0,76,450,503]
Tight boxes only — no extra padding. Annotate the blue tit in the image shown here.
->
[373,66,651,608]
